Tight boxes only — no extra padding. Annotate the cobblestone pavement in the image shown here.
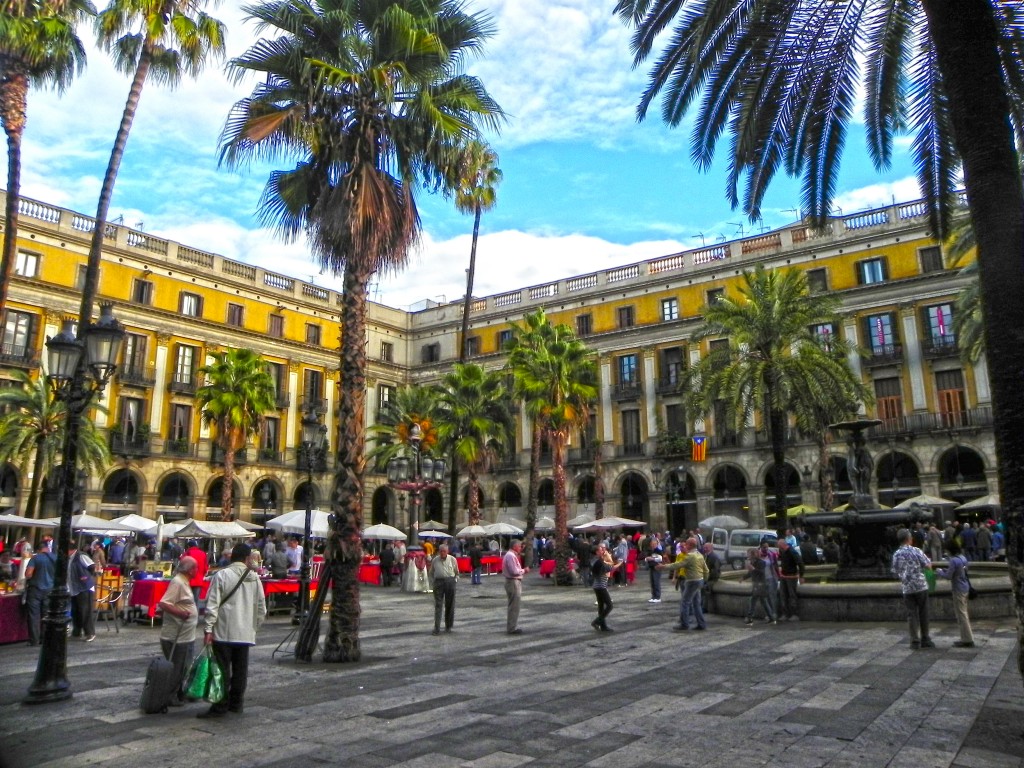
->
[0,574,1020,768]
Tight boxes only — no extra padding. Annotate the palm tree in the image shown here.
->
[616,0,1024,669]
[369,385,442,471]
[0,370,109,520]
[944,215,985,366]
[80,0,225,321]
[195,349,276,522]
[507,310,596,585]
[0,0,92,316]
[453,140,502,362]
[219,0,503,663]
[435,363,513,526]
[686,266,867,521]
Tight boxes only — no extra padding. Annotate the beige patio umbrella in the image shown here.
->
[893,494,959,509]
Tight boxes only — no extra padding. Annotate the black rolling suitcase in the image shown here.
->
[139,655,178,714]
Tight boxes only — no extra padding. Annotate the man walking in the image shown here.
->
[199,544,267,718]
[891,528,934,649]
[777,540,804,621]
[379,543,396,587]
[67,542,97,642]
[24,537,55,646]
[502,540,529,635]
[658,537,708,630]
[701,542,722,613]
[429,544,458,635]
[646,534,664,603]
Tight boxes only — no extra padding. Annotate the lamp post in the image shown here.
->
[259,484,274,525]
[386,423,446,546]
[297,403,328,628]
[26,304,123,704]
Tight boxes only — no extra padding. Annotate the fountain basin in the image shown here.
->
[709,562,1014,622]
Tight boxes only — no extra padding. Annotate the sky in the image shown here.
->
[21,0,923,311]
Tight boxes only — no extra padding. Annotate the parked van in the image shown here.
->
[710,528,778,570]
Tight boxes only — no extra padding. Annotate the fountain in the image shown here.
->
[800,419,933,580]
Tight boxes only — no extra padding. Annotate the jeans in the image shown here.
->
[649,568,662,600]
[679,579,705,628]
[210,641,250,713]
[25,587,49,645]
[779,578,799,618]
[70,590,95,637]
[746,584,776,621]
[594,587,613,629]
[903,589,930,643]
[433,577,456,631]
[471,566,482,585]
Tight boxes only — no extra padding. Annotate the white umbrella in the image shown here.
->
[417,529,452,539]
[39,513,134,533]
[698,515,748,530]
[456,524,489,538]
[534,516,556,531]
[0,514,57,528]
[956,493,1001,510]
[233,519,265,532]
[266,509,333,537]
[362,523,408,541]
[173,520,256,539]
[108,513,158,532]
[484,522,524,536]
[567,512,595,527]
[419,520,448,531]
[893,494,959,509]
[574,516,646,531]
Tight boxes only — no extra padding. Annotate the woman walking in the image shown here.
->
[937,540,975,647]
[590,544,620,632]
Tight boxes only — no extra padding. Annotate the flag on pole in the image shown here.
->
[692,436,708,462]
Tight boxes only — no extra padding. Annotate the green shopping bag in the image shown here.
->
[184,646,213,701]
[205,654,226,704]
[924,567,937,593]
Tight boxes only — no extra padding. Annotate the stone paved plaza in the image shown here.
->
[0,573,1021,768]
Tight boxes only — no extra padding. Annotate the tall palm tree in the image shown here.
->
[80,0,225,320]
[0,0,92,316]
[687,266,866,521]
[435,363,512,526]
[453,140,501,362]
[0,370,109,520]
[220,0,503,663]
[616,0,1024,664]
[195,349,276,522]
[508,310,596,585]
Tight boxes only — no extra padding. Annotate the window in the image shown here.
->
[665,403,686,434]
[661,297,679,322]
[856,257,889,285]
[266,362,285,403]
[465,336,480,356]
[132,279,153,305]
[706,288,725,305]
[122,333,147,374]
[421,343,441,363]
[268,314,284,338]
[618,353,638,384]
[118,397,145,440]
[303,369,324,402]
[660,346,684,385]
[708,338,729,370]
[863,313,899,357]
[936,370,967,427]
[74,264,88,290]
[1,310,36,357]
[617,306,635,329]
[226,303,244,327]
[621,410,642,451]
[379,384,395,414]
[179,292,203,317]
[381,341,394,362]
[305,323,321,346]
[497,329,513,349]
[874,377,904,427]
[811,323,837,350]
[261,417,279,453]
[14,250,39,277]
[174,345,196,385]
[170,404,191,442]
[806,268,828,294]
[576,314,592,337]
[919,246,944,274]
[923,303,955,346]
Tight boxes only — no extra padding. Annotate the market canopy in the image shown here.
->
[0,514,57,528]
[39,513,134,533]
[893,494,959,509]
[419,520,448,531]
[484,522,524,535]
[956,494,1001,511]
[266,509,332,538]
[574,516,646,531]
[108,513,160,532]
[173,520,255,539]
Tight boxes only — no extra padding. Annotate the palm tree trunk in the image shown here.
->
[768,404,788,530]
[24,435,45,520]
[593,448,605,519]
[446,461,459,533]
[552,431,572,585]
[468,469,480,525]
[921,0,1024,681]
[522,417,542,567]
[0,69,27,317]
[458,204,482,362]
[221,447,235,521]
[82,48,153,323]
[324,260,368,664]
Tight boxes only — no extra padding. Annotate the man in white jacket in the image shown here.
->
[198,543,267,719]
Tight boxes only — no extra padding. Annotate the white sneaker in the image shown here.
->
[647,598,661,603]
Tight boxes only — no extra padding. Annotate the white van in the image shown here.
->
[711,528,778,570]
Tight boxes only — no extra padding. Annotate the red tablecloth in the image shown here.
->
[457,555,503,574]
[539,558,577,577]
[359,562,380,585]
[0,593,27,644]
[129,579,209,619]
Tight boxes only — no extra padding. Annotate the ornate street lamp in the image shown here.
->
[386,423,446,546]
[296,403,328,632]
[26,303,123,704]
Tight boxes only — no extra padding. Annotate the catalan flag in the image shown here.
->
[692,435,708,462]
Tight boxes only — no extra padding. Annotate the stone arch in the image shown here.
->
[497,482,523,507]
[370,485,390,525]
[575,475,596,505]
[876,451,922,507]
[709,463,749,519]
[937,444,988,505]
[461,485,485,510]
[292,480,320,509]
[0,463,18,509]
[156,471,197,520]
[826,455,852,507]
[251,477,283,524]
[206,475,243,516]
[664,467,697,536]
[761,462,802,512]
[102,467,143,508]
[617,471,650,522]
[537,478,555,506]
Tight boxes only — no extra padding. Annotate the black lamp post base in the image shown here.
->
[24,612,73,705]
[24,679,72,705]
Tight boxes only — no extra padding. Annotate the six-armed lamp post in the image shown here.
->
[386,423,446,546]
[26,304,124,704]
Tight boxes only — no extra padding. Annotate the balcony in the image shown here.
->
[612,382,642,402]
[754,427,799,446]
[257,448,284,465]
[211,445,248,466]
[615,443,645,458]
[296,446,328,473]
[715,432,741,448]
[168,372,198,395]
[109,433,151,457]
[864,344,904,366]
[497,454,519,470]
[118,363,156,388]
[164,439,195,458]
[0,343,38,369]
[921,334,958,359]
[300,396,328,415]
[568,446,597,464]
[275,391,291,409]
[868,406,994,438]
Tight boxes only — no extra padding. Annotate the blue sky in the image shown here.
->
[21,0,922,310]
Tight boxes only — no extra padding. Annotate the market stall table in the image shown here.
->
[539,558,577,578]
[129,578,210,621]
[456,555,502,575]
[0,593,27,644]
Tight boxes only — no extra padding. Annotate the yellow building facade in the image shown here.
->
[0,192,996,535]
